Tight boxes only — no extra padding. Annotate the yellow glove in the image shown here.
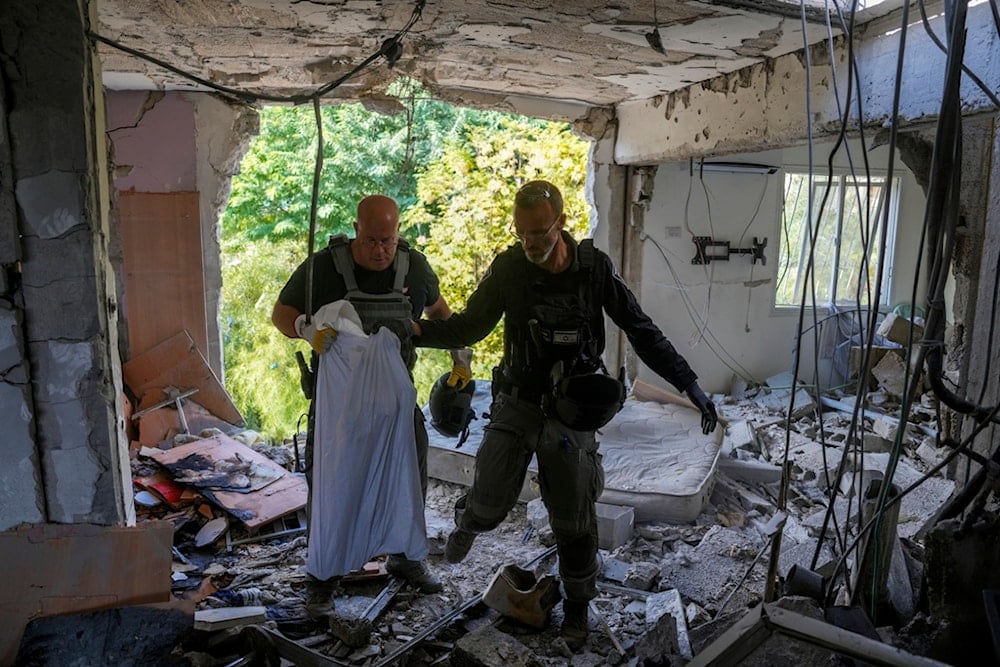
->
[295,314,338,354]
[447,348,473,389]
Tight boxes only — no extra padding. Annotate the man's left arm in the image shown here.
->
[599,254,717,434]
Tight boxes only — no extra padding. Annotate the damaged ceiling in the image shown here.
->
[95,0,903,114]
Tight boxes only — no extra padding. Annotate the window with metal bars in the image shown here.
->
[775,172,900,309]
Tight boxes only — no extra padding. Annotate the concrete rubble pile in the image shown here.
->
[117,328,992,666]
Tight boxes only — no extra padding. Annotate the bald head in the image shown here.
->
[352,194,401,271]
[357,194,399,225]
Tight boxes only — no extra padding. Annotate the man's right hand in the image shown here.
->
[295,314,338,354]
[685,382,718,435]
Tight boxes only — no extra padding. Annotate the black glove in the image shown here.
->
[685,382,718,435]
[371,318,414,343]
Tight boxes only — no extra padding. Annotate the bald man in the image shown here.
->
[273,194,458,620]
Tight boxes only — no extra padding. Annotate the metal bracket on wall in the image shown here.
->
[691,236,767,265]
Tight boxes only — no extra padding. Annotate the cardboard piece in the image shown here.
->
[123,330,244,427]
[145,434,306,530]
[877,313,924,346]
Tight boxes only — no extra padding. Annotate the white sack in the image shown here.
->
[306,323,427,580]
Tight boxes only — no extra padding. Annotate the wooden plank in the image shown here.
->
[146,434,306,530]
[120,191,209,363]
[632,378,731,426]
[123,329,243,426]
[632,378,693,408]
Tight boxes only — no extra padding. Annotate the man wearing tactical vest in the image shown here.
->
[272,194,470,620]
[406,180,718,651]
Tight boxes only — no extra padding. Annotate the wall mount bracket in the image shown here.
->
[691,236,767,265]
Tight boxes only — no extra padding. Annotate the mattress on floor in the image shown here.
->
[424,381,722,523]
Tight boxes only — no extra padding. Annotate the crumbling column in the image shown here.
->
[0,0,131,527]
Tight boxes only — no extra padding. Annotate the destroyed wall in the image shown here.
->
[0,0,131,532]
[608,3,1000,402]
[106,90,257,379]
[621,138,927,395]
[948,115,999,482]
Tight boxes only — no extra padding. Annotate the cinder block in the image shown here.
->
[872,414,914,441]
[857,432,894,453]
[849,345,896,379]
[526,497,549,529]
[723,420,755,451]
[597,502,634,550]
[877,313,924,346]
[871,350,908,397]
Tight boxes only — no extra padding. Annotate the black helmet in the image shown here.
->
[429,373,476,443]
[549,372,625,430]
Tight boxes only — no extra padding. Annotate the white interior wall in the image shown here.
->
[630,138,927,395]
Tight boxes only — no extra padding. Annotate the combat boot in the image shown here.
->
[386,554,443,594]
[444,528,476,563]
[304,575,337,622]
[561,600,590,651]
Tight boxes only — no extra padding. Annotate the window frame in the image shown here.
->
[774,168,901,312]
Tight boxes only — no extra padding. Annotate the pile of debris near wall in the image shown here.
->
[16,315,999,666]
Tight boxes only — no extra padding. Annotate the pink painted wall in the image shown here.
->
[105,91,197,192]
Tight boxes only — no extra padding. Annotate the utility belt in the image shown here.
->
[492,361,625,430]
[491,366,544,404]
[493,381,544,405]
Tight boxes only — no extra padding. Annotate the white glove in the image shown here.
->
[294,314,338,354]
[447,348,473,389]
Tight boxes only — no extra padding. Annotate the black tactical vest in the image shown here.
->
[328,234,413,333]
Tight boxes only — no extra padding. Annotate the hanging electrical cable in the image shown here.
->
[763,0,825,605]
[303,95,325,330]
[917,0,1000,109]
[917,2,1000,427]
[836,0,910,614]
[89,1,428,330]
[838,0,1000,612]
[798,0,913,611]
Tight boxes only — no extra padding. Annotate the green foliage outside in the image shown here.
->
[776,173,891,308]
[221,81,590,441]
[406,117,591,395]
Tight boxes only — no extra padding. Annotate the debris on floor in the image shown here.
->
[116,352,990,665]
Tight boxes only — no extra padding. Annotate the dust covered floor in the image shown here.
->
[157,380,960,665]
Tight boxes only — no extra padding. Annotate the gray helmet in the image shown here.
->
[548,372,625,430]
[429,373,476,443]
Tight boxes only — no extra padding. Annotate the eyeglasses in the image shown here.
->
[509,216,559,243]
[360,236,398,250]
